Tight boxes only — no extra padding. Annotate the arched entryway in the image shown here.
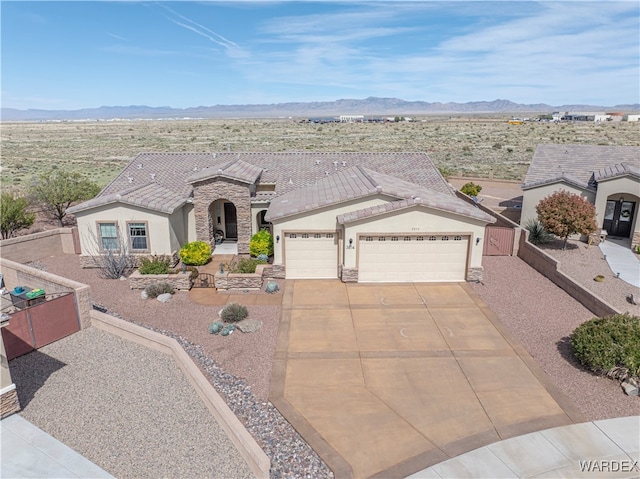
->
[209,199,238,242]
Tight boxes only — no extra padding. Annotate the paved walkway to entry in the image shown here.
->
[270,280,584,479]
[600,238,640,288]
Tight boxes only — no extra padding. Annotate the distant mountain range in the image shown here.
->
[2,97,639,121]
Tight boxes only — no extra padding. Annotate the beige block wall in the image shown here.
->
[342,207,488,269]
[0,228,75,263]
[593,177,640,235]
[0,258,93,329]
[271,196,390,265]
[76,204,184,256]
[521,183,595,226]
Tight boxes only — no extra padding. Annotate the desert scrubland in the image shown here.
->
[1,117,638,192]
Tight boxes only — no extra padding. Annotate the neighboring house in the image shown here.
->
[521,145,640,248]
[69,152,496,282]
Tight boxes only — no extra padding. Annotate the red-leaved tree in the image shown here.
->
[536,190,597,249]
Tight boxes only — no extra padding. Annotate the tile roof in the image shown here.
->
[336,197,495,224]
[593,162,640,182]
[522,145,640,189]
[185,159,264,185]
[72,151,452,214]
[521,172,596,192]
[267,165,494,223]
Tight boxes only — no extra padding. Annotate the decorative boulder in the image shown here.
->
[237,319,263,333]
[157,293,172,303]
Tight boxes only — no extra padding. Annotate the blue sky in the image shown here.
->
[2,1,638,110]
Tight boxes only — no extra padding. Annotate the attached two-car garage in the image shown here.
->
[357,234,469,282]
[282,231,471,282]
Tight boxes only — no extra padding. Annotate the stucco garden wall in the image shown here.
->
[0,228,76,263]
[0,258,92,329]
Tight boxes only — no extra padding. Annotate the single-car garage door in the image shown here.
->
[285,232,338,279]
[358,234,469,282]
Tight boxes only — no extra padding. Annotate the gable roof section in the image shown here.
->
[68,182,186,214]
[336,194,495,225]
[266,165,493,223]
[521,172,596,192]
[523,145,640,189]
[70,151,452,215]
[185,159,264,185]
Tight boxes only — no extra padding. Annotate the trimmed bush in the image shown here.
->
[524,219,553,245]
[144,282,175,299]
[570,313,640,381]
[249,229,273,257]
[230,257,265,274]
[179,241,211,266]
[139,256,171,275]
[460,181,482,197]
[220,303,248,323]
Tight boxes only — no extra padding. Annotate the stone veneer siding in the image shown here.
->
[1,386,20,418]
[340,265,359,282]
[193,179,252,255]
[128,270,191,290]
[262,264,285,280]
[466,267,483,282]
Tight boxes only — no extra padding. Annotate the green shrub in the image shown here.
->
[570,313,640,381]
[524,219,553,245]
[144,282,175,298]
[249,229,273,257]
[230,257,265,274]
[460,182,482,197]
[139,256,171,275]
[179,241,211,266]
[220,303,248,323]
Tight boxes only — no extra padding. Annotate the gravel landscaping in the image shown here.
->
[10,327,253,479]
[15,244,639,478]
[472,255,640,421]
[33,254,333,479]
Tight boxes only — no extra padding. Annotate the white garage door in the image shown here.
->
[358,234,469,282]
[285,232,338,279]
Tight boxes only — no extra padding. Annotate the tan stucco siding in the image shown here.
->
[270,197,390,265]
[251,204,270,235]
[342,208,487,269]
[168,208,187,252]
[521,184,594,226]
[594,177,640,234]
[185,203,197,243]
[75,204,183,256]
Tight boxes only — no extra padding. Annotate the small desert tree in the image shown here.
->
[460,182,482,197]
[0,192,36,239]
[536,190,597,249]
[30,170,100,226]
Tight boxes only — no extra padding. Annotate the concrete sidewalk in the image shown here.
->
[1,414,114,479]
[271,280,584,478]
[409,415,640,478]
[600,239,640,288]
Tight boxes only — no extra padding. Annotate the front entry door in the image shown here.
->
[223,202,237,239]
[603,200,635,238]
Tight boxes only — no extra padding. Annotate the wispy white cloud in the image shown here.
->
[157,3,248,57]
[107,33,127,41]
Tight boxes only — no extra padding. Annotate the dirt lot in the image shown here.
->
[2,118,638,192]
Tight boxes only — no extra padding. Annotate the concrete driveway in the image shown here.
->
[270,281,583,479]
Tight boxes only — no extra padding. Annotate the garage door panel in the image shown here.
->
[285,233,338,279]
[359,235,468,282]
